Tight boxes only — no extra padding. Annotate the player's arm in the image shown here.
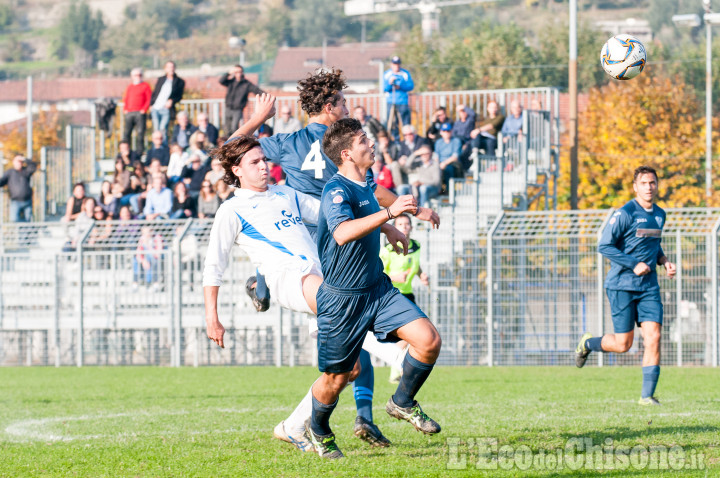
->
[374,184,440,228]
[295,189,321,225]
[202,205,242,348]
[656,245,677,278]
[332,195,416,246]
[598,211,646,274]
[228,93,276,140]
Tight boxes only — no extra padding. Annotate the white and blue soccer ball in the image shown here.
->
[600,34,647,80]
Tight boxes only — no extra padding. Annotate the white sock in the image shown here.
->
[284,384,314,436]
[362,332,404,366]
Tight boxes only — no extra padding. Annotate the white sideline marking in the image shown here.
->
[2,407,290,443]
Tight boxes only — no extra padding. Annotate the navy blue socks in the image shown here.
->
[641,365,660,398]
[392,352,435,408]
[310,394,337,436]
[585,336,605,352]
[353,350,374,422]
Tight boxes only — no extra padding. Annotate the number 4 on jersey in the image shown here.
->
[301,140,326,179]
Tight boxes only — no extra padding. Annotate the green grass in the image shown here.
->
[1,367,718,477]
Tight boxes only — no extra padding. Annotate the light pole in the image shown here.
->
[228,36,246,66]
[673,2,720,200]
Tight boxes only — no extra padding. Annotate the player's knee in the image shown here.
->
[326,372,351,394]
[616,337,633,352]
[348,361,362,382]
[643,329,661,347]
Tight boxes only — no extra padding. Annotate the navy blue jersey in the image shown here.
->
[317,174,384,290]
[259,123,336,200]
[599,199,666,291]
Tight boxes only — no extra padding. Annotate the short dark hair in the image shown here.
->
[322,118,363,167]
[634,166,658,182]
[393,213,411,225]
[214,135,261,188]
[298,68,347,116]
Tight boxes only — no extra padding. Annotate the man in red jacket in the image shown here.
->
[122,68,152,154]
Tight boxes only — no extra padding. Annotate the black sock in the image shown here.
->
[311,394,337,436]
[392,352,435,408]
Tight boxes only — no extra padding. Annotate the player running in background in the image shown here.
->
[304,118,442,459]
[204,135,409,451]
[380,213,430,382]
[575,166,676,406]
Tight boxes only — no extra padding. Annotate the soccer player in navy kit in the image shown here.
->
[228,71,440,448]
[575,166,676,406]
[303,118,442,459]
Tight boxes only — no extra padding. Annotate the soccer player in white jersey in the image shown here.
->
[204,135,410,451]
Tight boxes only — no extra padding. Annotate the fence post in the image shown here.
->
[486,211,504,367]
[173,219,194,368]
[40,147,47,222]
[712,216,720,367]
[76,222,94,367]
[596,210,614,368]
[54,253,60,367]
[676,230,682,367]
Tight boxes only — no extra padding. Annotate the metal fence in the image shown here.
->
[0,207,717,368]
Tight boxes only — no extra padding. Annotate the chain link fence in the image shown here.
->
[0,207,717,368]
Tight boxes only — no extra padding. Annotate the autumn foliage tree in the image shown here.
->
[559,72,719,209]
[0,111,64,162]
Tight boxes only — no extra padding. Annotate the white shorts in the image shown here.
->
[264,260,322,315]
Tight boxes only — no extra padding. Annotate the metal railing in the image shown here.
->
[0,207,717,368]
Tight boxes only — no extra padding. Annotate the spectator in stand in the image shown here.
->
[204,158,224,186]
[75,196,97,227]
[142,173,173,220]
[122,68,152,154]
[113,158,132,196]
[145,130,170,168]
[274,105,302,134]
[166,143,185,185]
[0,154,37,222]
[63,182,87,222]
[170,181,196,219]
[214,178,233,203]
[451,104,476,144]
[133,226,164,291]
[257,123,273,138]
[112,205,140,244]
[171,111,197,151]
[116,141,140,171]
[88,206,113,246]
[150,61,185,142]
[375,130,406,192]
[131,159,167,214]
[268,161,284,185]
[98,180,119,218]
[406,144,441,207]
[401,124,428,154]
[426,106,452,144]
[196,112,219,146]
[181,153,211,199]
[181,130,209,165]
[219,64,264,135]
[383,56,414,137]
[435,123,463,188]
[371,157,395,192]
[197,180,220,219]
[470,100,505,156]
[500,99,524,142]
[353,105,386,144]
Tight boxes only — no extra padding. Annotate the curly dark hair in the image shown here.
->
[322,118,363,167]
[212,135,261,188]
[298,68,347,116]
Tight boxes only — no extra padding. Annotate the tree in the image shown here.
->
[557,73,718,209]
[0,111,65,161]
[53,0,105,71]
[289,0,355,46]
[0,4,13,33]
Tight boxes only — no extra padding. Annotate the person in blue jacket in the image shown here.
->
[575,166,676,406]
[383,56,414,138]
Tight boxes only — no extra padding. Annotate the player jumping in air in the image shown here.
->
[304,118,442,459]
[575,166,676,405]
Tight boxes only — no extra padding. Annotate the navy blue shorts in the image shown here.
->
[316,276,426,373]
[606,289,663,334]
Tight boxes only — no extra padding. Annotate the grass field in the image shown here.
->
[1,366,718,477]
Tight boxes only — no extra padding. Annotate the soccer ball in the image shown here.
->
[600,34,647,80]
